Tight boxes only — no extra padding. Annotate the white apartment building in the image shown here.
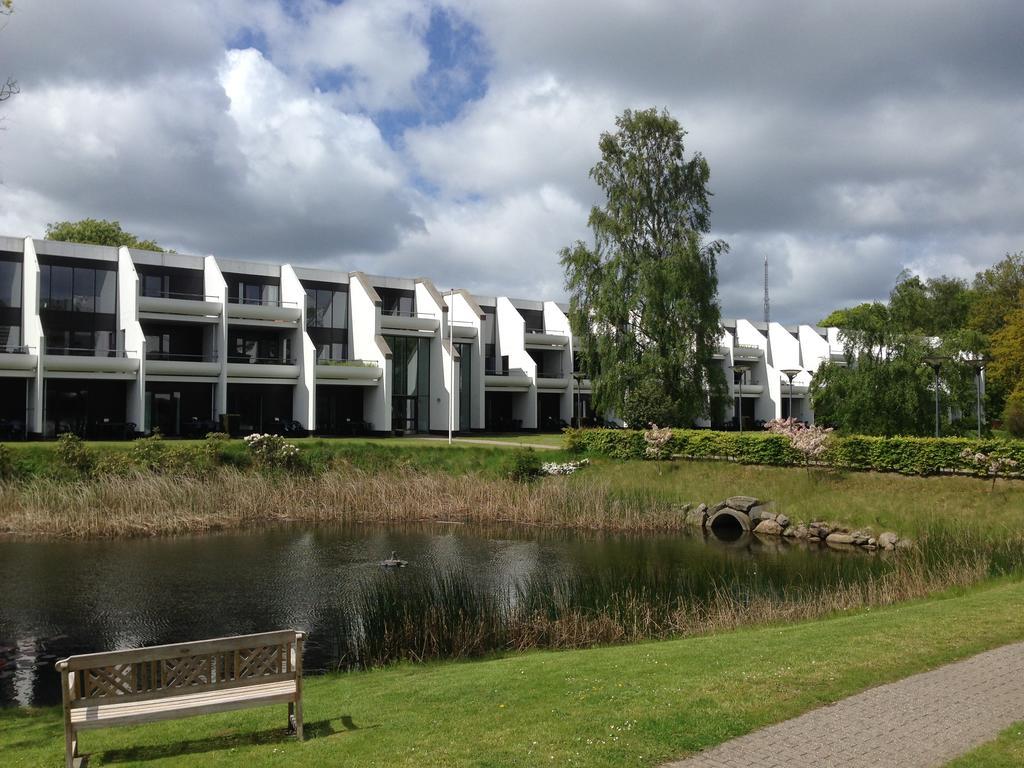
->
[0,235,843,438]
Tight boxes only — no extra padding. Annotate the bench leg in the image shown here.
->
[66,726,85,768]
[288,700,303,741]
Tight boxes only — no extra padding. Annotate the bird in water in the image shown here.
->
[379,551,408,568]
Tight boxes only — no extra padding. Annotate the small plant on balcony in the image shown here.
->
[243,433,301,470]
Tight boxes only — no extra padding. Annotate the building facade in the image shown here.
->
[0,235,843,438]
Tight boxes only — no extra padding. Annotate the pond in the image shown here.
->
[0,522,890,708]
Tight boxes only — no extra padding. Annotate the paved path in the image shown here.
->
[664,641,1024,768]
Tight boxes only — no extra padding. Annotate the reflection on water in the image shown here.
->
[0,522,883,707]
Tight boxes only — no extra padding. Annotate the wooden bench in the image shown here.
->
[56,629,304,768]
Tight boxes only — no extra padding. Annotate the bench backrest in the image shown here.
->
[56,629,303,707]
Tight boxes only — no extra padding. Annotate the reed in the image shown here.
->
[0,467,677,538]
[318,546,1001,669]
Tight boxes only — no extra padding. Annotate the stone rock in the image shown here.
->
[809,522,831,538]
[878,532,899,550]
[851,531,871,546]
[826,532,856,545]
[867,537,877,547]
[749,505,776,524]
[685,503,709,528]
[784,524,808,539]
[710,500,729,513]
[725,495,759,513]
[776,513,791,529]
[753,519,784,536]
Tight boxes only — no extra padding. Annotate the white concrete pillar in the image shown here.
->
[446,290,486,430]
[544,301,575,425]
[204,255,228,424]
[281,265,315,429]
[497,297,537,429]
[21,238,44,435]
[416,279,449,433]
[350,272,389,432]
[117,247,147,432]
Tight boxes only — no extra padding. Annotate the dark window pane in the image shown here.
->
[49,266,73,311]
[96,270,116,314]
[306,291,318,327]
[315,290,332,328]
[0,261,21,308]
[73,268,96,312]
[331,291,347,328]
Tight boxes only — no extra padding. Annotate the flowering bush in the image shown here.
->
[764,418,833,469]
[243,433,301,470]
[540,458,590,476]
[960,448,1019,489]
[643,424,674,460]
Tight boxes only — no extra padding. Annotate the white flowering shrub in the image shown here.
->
[243,433,301,470]
[540,458,590,476]
[764,417,833,469]
[643,424,674,460]
[960,448,1019,489]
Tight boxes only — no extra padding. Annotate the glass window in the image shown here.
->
[306,291,318,327]
[72,268,96,312]
[142,274,167,298]
[0,261,21,308]
[263,284,279,305]
[0,324,19,349]
[315,290,332,327]
[331,291,347,329]
[96,270,116,314]
[47,265,73,311]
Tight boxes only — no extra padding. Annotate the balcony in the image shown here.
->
[44,348,139,376]
[379,308,438,334]
[524,329,569,348]
[484,367,532,390]
[145,351,221,378]
[226,356,299,380]
[226,297,301,325]
[0,345,38,377]
[734,378,764,396]
[733,344,764,361]
[138,290,222,322]
[712,345,730,360]
[535,367,569,390]
[449,320,477,339]
[571,372,593,392]
[829,350,848,366]
[315,359,382,385]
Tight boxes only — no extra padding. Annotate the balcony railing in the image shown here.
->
[228,297,297,308]
[536,367,564,378]
[45,347,131,358]
[227,356,295,365]
[525,327,547,335]
[146,351,219,363]
[139,289,218,302]
[381,308,434,318]
[0,345,30,355]
[735,343,761,350]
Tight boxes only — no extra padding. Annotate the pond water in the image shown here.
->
[0,522,889,707]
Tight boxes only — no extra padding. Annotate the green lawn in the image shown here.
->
[5,579,1024,767]
[945,723,1024,767]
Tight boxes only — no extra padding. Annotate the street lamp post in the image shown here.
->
[965,357,989,438]
[732,364,750,433]
[923,355,947,438]
[781,368,801,422]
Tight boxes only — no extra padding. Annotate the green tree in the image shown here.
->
[969,252,1024,336]
[561,108,728,427]
[45,218,165,251]
[1003,384,1024,438]
[887,272,971,336]
[988,298,1024,401]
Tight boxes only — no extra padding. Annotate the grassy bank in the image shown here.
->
[946,723,1024,767]
[579,459,1024,539]
[5,578,1024,767]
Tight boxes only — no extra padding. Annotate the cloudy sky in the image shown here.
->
[0,0,1021,323]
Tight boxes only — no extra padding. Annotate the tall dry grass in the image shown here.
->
[0,468,679,538]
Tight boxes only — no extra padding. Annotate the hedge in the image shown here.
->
[566,428,1024,477]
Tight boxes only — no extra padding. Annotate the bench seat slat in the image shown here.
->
[70,680,297,730]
